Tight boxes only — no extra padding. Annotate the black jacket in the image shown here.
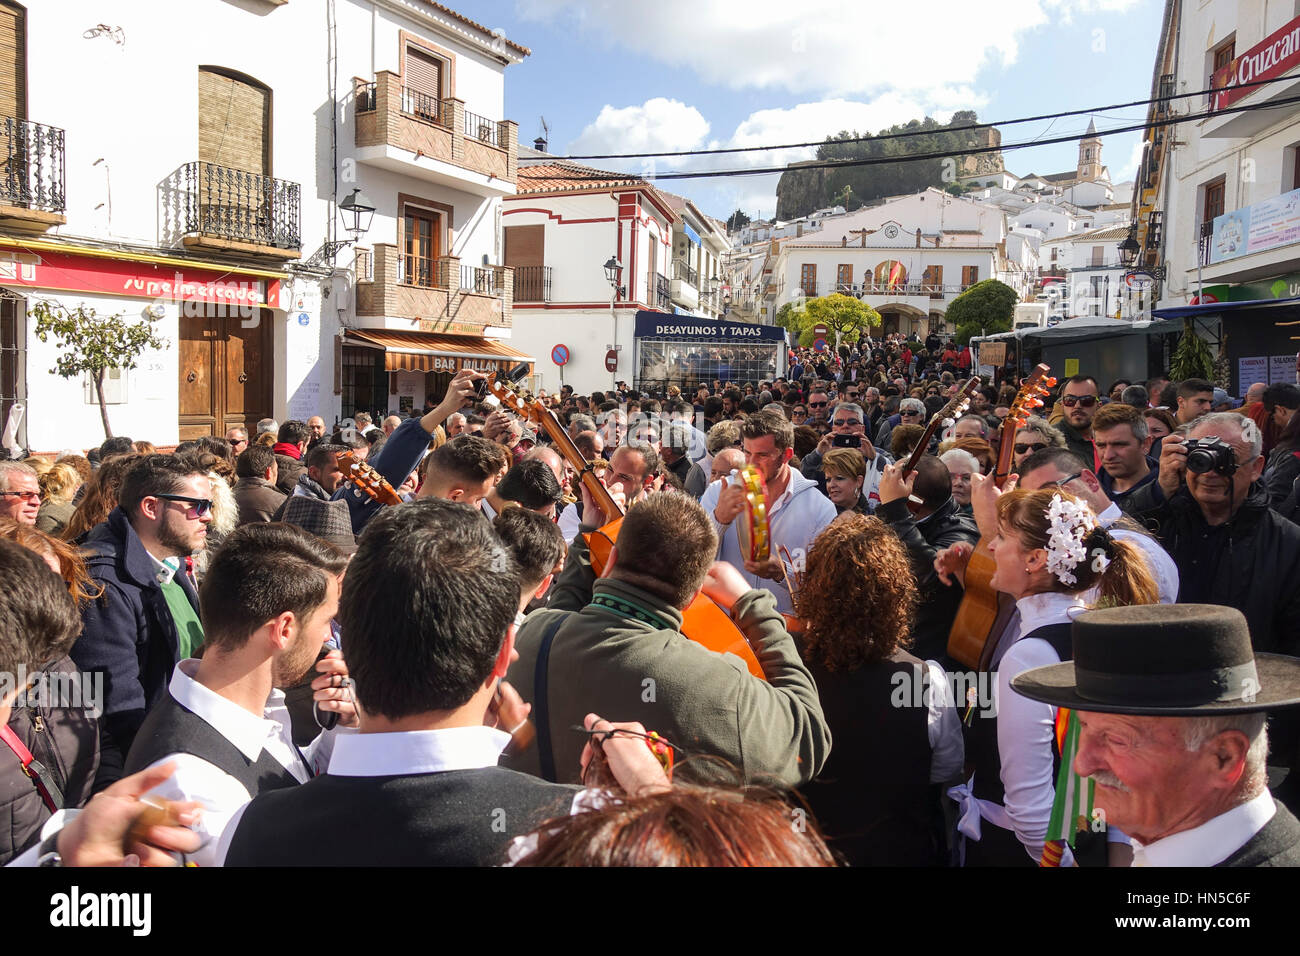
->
[876,496,981,662]
[1056,419,1096,470]
[1126,480,1300,656]
[1264,445,1300,511]
[1219,799,1300,867]
[71,508,199,788]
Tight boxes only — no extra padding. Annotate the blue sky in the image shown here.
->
[465,0,1166,220]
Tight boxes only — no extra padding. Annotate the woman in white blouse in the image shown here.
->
[958,487,1158,866]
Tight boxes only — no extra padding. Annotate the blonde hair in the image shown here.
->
[822,447,866,481]
[39,461,82,505]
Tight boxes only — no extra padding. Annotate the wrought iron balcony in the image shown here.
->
[513,265,552,302]
[0,117,66,231]
[655,272,670,310]
[672,258,699,287]
[176,161,301,256]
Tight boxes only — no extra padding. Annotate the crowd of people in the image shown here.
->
[2,330,1300,868]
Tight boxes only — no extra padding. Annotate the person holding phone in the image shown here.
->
[799,403,890,509]
[822,448,870,515]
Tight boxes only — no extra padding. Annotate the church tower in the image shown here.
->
[1077,118,1102,182]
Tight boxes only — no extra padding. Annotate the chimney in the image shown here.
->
[841,235,847,247]
[796,223,803,237]
[916,228,922,248]
[533,136,548,152]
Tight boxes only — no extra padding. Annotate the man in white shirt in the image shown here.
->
[700,408,837,615]
[122,522,354,866]
[1011,603,1300,867]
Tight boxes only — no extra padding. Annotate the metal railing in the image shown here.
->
[179,161,300,250]
[513,265,551,302]
[355,82,377,113]
[672,258,698,286]
[1199,219,1216,266]
[655,272,670,310]
[0,117,65,212]
[400,87,452,128]
[397,254,448,288]
[460,264,500,295]
[464,110,499,147]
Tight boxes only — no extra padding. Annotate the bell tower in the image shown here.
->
[1077,118,1102,182]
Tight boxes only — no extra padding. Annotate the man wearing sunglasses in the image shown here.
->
[1057,375,1101,469]
[73,454,214,788]
[0,460,40,525]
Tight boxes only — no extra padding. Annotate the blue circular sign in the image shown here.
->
[297,312,311,327]
[551,343,570,366]
[813,337,828,352]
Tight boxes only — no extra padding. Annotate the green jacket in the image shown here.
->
[503,534,831,788]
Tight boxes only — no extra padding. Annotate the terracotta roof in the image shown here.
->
[1067,224,1131,242]
[1042,171,1080,183]
[418,2,531,56]
[516,161,648,193]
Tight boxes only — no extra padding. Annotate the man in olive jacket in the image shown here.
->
[504,491,830,788]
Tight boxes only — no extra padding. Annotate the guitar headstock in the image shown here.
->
[936,377,982,427]
[338,450,403,507]
[484,373,543,425]
[1005,364,1057,431]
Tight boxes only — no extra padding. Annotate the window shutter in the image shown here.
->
[0,2,25,121]
[504,225,544,267]
[406,48,442,97]
[198,68,269,174]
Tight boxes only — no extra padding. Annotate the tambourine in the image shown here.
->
[732,465,770,563]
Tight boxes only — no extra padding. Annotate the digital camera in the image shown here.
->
[1183,437,1237,476]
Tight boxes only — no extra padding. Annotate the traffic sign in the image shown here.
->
[813,322,828,337]
[1125,271,1156,290]
[605,349,618,373]
[813,337,828,352]
[551,343,570,366]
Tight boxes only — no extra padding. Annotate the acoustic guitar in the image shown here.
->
[945,364,1055,669]
[483,374,767,679]
[337,450,403,506]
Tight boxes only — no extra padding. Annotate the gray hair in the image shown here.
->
[256,418,279,435]
[1183,713,1268,803]
[1182,412,1263,460]
[0,460,37,492]
[864,386,881,400]
[569,414,597,434]
[899,398,925,415]
[940,449,980,474]
[1015,416,1067,448]
[705,420,742,456]
[955,413,989,437]
[834,402,865,423]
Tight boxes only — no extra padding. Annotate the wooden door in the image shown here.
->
[178,311,271,440]
[403,209,437,286]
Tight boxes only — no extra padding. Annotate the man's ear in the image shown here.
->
[533,572,554,602]
[268,612,295,652]
[491,622,517,682]
[1250,453,1266,481]
[138,497,162,522]
[1205,729,1250,788]
[1079,469,1104,494]
[600,544,618,578]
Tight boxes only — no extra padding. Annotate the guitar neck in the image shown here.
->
[533,405,624,520]
[992,417,1018,488]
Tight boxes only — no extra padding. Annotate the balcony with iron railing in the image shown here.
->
[512,265,552,302]
[0,117,66,232]
[355,243,514,335]
[163,161,301,258]
[670,258,699,310]
[655,272,670,311]
[353,73,519,194]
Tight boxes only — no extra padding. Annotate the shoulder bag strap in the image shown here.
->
[533,613,569,784]
[0,722,64,813]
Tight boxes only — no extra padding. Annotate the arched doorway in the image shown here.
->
[871,260,908,290]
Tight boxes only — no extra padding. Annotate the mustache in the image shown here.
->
[1089,771,1131,792]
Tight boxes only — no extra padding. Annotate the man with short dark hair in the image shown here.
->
[506,492,830,787]
[99,436,135,461]
[1175,378,1215,426]
[73,454,213,785]
[1090,402,1158,508]
[482,458,565,521]
[123,523,352,866]
[700,409,837,614]
[222,501,581,866]
[604,440,658,506]
[493,507,565,611]
[272,421,311,496]
[233,445,286,525]
[1057,375,1101,468]
[418,435,508,507]
[272,442,348,522]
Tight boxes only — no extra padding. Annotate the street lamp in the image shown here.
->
[604,256,625,295]
[1117,232,1140,268]
[603,255,624,389]
[339,188,376,240]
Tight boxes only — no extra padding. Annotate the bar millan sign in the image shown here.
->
[1211,14,1300,110]
[633,310,786,341]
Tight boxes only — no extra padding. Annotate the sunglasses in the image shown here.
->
[1014,442,1047,455]
[1061,395,1098,408]
[809,401,828,408]
[1052,472,1083,490]
[832,419,861,427]
[228,437,248,446]
[155,494,213,518]
[0,490,39,501]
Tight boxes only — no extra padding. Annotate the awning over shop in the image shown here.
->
[343,329,534,374]
[1152,296,1300,319]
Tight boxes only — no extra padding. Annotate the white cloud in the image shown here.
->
[1111,136,1145,182]
[567,98,710,162]
[517,0,1094,99]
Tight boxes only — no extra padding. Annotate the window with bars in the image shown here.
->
[340,347,387,421]
[836,263,853,290]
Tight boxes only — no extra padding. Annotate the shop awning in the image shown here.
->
[1152,296,1300,319]
[343,329,534,374]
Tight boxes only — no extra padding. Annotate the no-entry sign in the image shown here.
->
[605,349,618,373]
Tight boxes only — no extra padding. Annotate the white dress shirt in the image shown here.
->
[1131,789,1276,867]
[924,660,966,784]
[137,659,345,867]
[699,466,838,614]
[1095,502,1180,604]
[557,501,581,545]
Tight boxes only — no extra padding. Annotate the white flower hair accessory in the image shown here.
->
[1044,493,1097,587]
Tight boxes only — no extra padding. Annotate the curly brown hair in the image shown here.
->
[795,514,916,671]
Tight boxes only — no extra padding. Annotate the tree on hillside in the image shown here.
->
[726,209,752,232]
[32,301,167,439]
[947,279,1018,346]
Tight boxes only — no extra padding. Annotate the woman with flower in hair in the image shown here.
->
[956,487,1158,867]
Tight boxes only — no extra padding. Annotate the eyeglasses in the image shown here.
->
[901,410,923,417]
[1061,395,1099,408]
[155,494,213,518]
[0,490,39,501]
[809,401,828,408]
[228,438,248,448]
[832,419,861,427]
[1014,442,1047,455]
[1052,472,1083,490]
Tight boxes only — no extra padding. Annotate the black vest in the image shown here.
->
[123,691,302,796]
[1218,800,1300,867]
[963,622,1072,867]
[799,649,939,866]
[224,768,581,867]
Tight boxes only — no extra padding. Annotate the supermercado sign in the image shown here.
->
[0,248,268,308]
[633,311,786,341]
[1211,14,1300,110]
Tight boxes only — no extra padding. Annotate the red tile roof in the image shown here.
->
[516,161,650,194]
[418,2,531,56]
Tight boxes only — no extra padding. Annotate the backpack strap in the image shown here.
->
[533,613,569,783]
[0,723,64,813]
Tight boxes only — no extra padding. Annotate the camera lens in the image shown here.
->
[1185,447,1215,474]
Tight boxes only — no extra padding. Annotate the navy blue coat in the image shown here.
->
[70,507,199,788]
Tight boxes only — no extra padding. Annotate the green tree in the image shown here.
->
[32,301,167,439]
[725,209,752,232]
[801,294,881,349]
[1170,319,1214,380]
[946,279,1018,346]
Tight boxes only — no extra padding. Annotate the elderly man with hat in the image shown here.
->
[1012,604,1300,866]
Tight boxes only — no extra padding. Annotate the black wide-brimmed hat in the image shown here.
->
[1010,604,1300,716]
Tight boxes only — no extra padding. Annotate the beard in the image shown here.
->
[157,515,205,556]
[273,633,323,689]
